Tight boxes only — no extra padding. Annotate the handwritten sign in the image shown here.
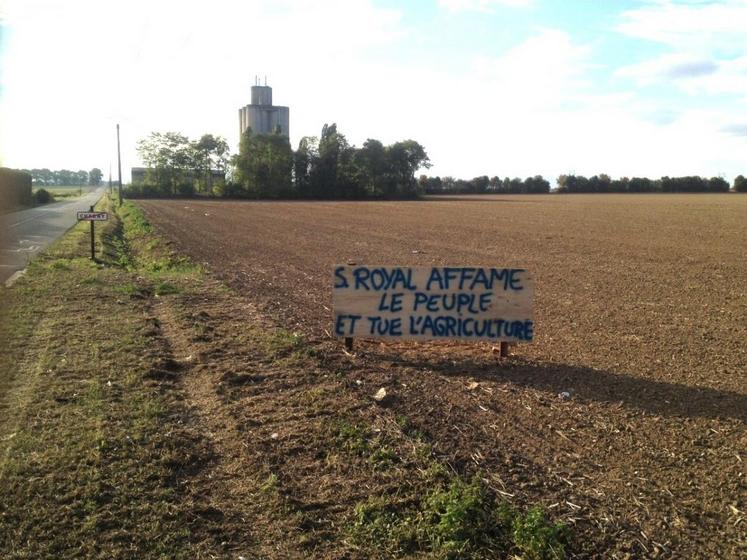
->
[77,211,108,221]
[332,266,533,342]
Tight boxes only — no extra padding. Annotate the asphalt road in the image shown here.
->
[1,187,107,284]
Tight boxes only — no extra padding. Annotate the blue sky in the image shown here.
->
[1,0,746,183]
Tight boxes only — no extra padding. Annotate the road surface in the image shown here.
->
[1,187,107,284]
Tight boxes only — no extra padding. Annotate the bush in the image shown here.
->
[33,188,54,204]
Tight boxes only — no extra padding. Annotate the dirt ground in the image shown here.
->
[136,194,747,558]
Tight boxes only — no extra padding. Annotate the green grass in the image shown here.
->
[336,421,373,456]
[0,195,212,558]
[155,282,180,296]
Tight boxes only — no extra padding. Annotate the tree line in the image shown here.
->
[422,173,745,194]
[556,174,732,193]
[127,127,746,198]
[234,123,430,199]
[128,132,230,197]
[19,168,103,186]
[128,124,430,199]
[420,175,551,194]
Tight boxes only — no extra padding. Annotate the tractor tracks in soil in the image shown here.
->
[149,284,378,558]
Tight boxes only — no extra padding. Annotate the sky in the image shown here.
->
[1,0,746,184]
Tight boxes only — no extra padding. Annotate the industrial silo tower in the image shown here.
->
[238,78,290,138]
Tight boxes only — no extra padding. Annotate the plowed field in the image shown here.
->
[137,194,747,558]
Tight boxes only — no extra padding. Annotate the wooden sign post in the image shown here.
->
[77,207,109,260]
[332,266,533,355]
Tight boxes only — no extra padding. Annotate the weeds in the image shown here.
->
[336,421,372,456]
[369,445,400,470]
[260,473,279,494]
[499,504,569,560]
[155,282,180,296]
[350,475,568,559]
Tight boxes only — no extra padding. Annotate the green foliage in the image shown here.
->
[292,136,317,198]
[0,196,202,557]
[396,414,428,441]
[49,258,72,270]
[259,328,308,360]
[88,168,103,186]
[233,127,294,198]
[119,202,153,235]
[554,174,735,194]
[33,188,54,204]
[369,446,399,470]
[351,497,420,554]
[231,123,429,200]
[260,473,279,494]
[336,421,372,456]
[422,476,501,556]
[735,174,747,192]
[499,505,569,560]
[155,282,180,296]
[194,134,230,194]
[350,475,569,559]
[424,175,550,194]
[20,168,89,186]
[132,131,229,197]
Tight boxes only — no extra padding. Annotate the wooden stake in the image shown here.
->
[500,341,510,358]
[344,337,354,351]
[89,205,95,261]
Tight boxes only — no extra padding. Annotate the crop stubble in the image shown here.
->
[137,194,747,557]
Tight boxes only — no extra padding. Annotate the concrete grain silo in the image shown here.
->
[238,78,289,138]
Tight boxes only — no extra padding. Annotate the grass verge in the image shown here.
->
[0,196,212,558]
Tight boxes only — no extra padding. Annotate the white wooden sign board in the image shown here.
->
[332,266,533,343]
[77,211,109,221]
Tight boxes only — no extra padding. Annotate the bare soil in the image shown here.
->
[136,194,747,558]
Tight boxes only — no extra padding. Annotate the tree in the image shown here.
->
[357,139,387,197]
[293,136,318,198]
[524,175,550,194]
[234,128,293,198]
[89,168,103,186]
[385,140,430,197]
[312,123,348,198]
[194,134,229,194]
[734,175,747,192]
[136,131,195,195]
[708,176,729,193]
[470,175,489,194]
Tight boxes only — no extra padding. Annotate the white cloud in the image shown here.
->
[615,2,747,99]
[617,52,747,95]
[617,0,747,49]
[470,29,591,108]
[438,0,533,14]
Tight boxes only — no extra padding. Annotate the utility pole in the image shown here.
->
[116,124,123,205]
